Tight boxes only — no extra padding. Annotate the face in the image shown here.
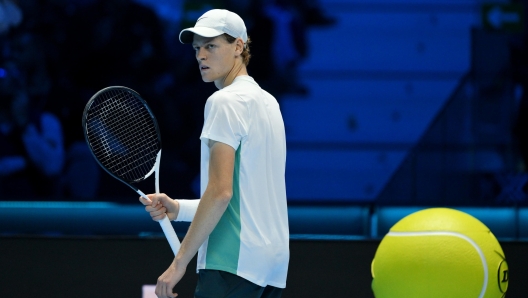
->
[192,35,238,85]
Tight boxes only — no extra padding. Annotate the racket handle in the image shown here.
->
[159,215,181,256]
[137,190,181,256]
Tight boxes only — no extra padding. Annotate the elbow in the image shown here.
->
[205,180,233,204]
[215,190,233,205]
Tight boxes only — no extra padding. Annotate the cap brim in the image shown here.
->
[179,27,225,44]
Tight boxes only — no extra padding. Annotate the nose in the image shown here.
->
[196,47,206,61]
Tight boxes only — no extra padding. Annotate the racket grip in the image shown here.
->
[137,190,181,256]
[159,215,181,256]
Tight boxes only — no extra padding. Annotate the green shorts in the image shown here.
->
[194,269,283,298]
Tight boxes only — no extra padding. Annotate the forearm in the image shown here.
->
[174,190,230,267]
[174,141,235,268]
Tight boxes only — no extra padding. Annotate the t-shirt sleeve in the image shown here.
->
[200,91,248,150]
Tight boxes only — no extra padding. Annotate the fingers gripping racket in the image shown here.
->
[82,86,180,255]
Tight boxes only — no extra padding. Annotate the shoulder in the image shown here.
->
[208,89,240,104]
[206,87,248,109]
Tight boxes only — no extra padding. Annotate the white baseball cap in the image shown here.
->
[179,9,248,44]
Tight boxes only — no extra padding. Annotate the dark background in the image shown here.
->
[1,237,527,297]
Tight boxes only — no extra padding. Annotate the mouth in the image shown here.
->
[200,65,210,71]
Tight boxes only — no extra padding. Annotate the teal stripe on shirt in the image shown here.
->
[205,145,242,274]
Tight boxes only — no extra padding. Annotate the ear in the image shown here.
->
[234,37,244,56]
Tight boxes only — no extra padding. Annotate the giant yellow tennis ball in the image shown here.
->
[371,208,508,298]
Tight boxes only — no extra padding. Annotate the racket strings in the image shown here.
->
[85,89,160,182]
[92,101,156,176]
[87,92,157,180]
[89,90,158,176]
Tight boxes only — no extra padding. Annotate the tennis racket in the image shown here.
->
[82,86,180,255]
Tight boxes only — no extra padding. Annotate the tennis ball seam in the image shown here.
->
[387,231,488,298]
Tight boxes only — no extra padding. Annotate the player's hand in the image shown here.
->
[139,193,180,221]
[155,260,186,298]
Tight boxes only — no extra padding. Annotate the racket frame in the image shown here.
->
[82,86,180,255]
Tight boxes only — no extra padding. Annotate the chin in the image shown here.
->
[201,75,213,83]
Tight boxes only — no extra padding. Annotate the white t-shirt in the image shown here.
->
[178,75,289,288]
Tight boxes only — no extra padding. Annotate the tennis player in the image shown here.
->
[140,9,289,298]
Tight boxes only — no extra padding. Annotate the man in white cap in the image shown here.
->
[140,9,289,298]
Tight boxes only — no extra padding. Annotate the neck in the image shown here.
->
[215,59,247,89]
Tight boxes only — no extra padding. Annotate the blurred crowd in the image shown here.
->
[0,0,334,202]
[511,0,528,172]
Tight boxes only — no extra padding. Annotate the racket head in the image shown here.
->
[82,86,162,186]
